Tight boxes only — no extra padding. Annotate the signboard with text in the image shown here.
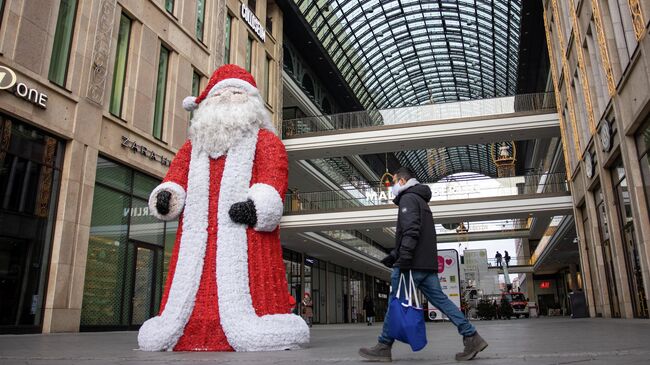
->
[428,249,461,320]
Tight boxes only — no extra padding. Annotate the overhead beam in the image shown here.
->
[284,112,560,160]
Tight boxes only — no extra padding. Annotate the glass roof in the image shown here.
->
[292,0,523,180]
[293,0,521,109]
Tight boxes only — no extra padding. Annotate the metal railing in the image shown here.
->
[282,92,556,138]
[284,172,568,214]
[487,256,533,267]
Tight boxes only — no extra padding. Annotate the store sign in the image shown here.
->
[539,281,551,289]
[0,65,48,109]
[121,136,171,166]
[429,249,461,320]
[241,3,266,42]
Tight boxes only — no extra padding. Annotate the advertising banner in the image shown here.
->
[428,249,461,320]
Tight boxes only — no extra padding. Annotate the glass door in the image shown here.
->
[602,240,621,317]
[622,225,649,318]
[130,243,161,326]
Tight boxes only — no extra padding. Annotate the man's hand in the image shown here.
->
[380,253,397,268]
[156,190,172,215]
[395,252,413,268]
[229,199,258,226]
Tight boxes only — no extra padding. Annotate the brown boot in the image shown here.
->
[359,342,392,362]
[455,332,488,361]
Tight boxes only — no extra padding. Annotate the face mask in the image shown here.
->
[391,181,403,196]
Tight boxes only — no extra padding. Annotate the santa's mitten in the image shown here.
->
[148,182,186,220]
[229,199,258,226]
[247,183,283,232]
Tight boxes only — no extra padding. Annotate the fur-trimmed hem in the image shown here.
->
[217,131,310,351]
[148,182,186,221]
[138,149,210,351]
[248,183,283,232]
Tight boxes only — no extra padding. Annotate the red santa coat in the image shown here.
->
[137,128,309,352]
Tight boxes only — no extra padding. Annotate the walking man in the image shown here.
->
[495,251,503,268]
[359,168,488,362]
[504,251,511,267]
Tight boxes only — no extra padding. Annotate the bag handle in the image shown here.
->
[408,271,421,309]
[395,272,408,301]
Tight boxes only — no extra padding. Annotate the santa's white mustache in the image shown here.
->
[188,91,266,156]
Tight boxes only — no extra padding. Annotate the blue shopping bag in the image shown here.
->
[387,271,427,351]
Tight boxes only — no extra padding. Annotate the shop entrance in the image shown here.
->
[80,157,172,330]
[129,243,162,326]
[0,116,64,333]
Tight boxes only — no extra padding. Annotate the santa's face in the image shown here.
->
[189,87,267,157]
[210,87,250,104]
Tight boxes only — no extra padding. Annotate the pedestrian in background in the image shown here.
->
[363,294,376,326]
[504,251,511,267]
[495,251,503,268]
[301,293,313,327]
[359,167,488,362]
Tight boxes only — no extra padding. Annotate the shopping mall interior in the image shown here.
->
[0,0,649,336]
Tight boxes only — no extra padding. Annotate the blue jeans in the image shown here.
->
[378,268,476,345]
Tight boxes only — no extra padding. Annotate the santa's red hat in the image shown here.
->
[183,64,260,112]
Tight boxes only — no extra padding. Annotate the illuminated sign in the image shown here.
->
[539,281,551,289]
[0,65,48,109]
[241,3,266,42]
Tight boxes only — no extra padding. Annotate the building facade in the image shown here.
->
[0,0,283,333]
[543,0,650,318]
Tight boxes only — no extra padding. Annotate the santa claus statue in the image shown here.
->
[137,64,309,352]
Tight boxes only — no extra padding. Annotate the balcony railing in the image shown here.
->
[284,172,568,214]
[487,256,533,267]
[283,92,556,138]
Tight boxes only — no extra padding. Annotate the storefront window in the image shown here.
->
[0,116,64,332]
[283,248,301,314]
[581,206,601,316]
[327,263,348,323]
[611,159,648,318]
[81,157,176,329]
[350,270,363,323]
[595,186,621,317]
[635,119,650,215]
[306,257,327,324]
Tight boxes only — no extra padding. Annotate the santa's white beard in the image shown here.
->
[189,94,268,157]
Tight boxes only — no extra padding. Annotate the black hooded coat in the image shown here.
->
[391,183,438,272]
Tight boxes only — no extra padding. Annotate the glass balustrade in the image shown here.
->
[283,92,556,138]
[284,172,568,214]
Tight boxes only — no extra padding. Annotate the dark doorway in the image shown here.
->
[0,116,64,333]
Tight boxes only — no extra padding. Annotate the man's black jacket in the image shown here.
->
[389,183,438,272]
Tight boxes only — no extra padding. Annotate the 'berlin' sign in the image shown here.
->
[241,3,266,42]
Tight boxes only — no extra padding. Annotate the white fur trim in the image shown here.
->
[138,148,211,351]
[217,130,310,351]
[148,182,186,221]
[208,78,259,98]
[248,183,283,232]
[183,96,198,112]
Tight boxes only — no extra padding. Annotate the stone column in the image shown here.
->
[42,140,99,332]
